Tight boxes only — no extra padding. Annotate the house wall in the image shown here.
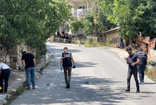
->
[105,30,120,44]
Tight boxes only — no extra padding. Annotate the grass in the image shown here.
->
[145,60,156,82]
[148,60,156,66]
[84,41,119,48]
[5,81,27,105]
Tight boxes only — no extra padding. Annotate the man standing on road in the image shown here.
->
[136,48,147,85]
[60,47,75,88]
[125,47,140,93]
[22,51,36,90]
[0,63,11,93]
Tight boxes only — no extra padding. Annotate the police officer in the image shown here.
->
[125,47,140,93]
[60,47,75,88]
[136,48,147,84]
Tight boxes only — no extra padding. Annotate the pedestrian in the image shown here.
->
[0,63,11,93]
[136,48,147,85]
[125,47,140,93]
[64,33,69,43]
[22,51,36,90]
[60,47,76,88]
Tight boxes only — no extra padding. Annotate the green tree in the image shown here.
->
[0,0,71,54]
[69,18,84,34]
[101,0,156,39]
[83,13,95,36]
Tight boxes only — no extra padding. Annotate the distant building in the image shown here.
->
[59,0,94,36]
[67,0,93,20]
[105,27,120,45]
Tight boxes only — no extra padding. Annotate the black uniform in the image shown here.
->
[127,53,139,91]
[62,51,73,87]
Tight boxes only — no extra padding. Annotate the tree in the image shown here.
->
[69,18,84,34]
[69,1,116,40]
[0,0,71,55]
[100,0,156,39]
[83,13,95,36]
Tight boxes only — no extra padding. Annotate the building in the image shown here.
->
[67,0,93,20]
[105,27,120,47]
[59,0,94,36]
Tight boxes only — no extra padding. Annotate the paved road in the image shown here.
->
[11,43,156,105]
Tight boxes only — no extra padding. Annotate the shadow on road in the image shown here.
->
[44,76,125,105]
[76,62,98,68]
[144,82,156,85]
[12,43,155,105]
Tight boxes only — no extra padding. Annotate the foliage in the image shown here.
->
[69,2,116,40]
[145,65,156,82]
[0,0,71,55]
[145,60,156,82]
[100,0,156,39]
[83,13,95,35]
[147,60,156,66]
[69,17,84,34]
[69,13,95,36]
[6,81,27,105]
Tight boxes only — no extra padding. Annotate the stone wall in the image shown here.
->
[0,45,10,66]
[0,43,37,70]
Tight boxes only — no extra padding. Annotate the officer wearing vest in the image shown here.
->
[136,48,147,85]
[125,47,140,93]
[60,47,75,88]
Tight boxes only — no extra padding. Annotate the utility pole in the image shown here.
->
[94,0,97,42]
[87,0,93,8]
[87,0,99,42]
[97,0,100,42]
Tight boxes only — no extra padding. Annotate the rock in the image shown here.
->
[0,94,7,105]
[3,99,7,104]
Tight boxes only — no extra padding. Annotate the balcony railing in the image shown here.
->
[72,8,90,19]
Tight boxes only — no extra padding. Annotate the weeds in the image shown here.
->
[5,81,27,105]
[148,60,156,66]
[145,60,156,82]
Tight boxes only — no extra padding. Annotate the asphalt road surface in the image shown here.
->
[11,42,156,105]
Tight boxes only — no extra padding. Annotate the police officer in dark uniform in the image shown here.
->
[125,47,140,93]
[136,48,147,84]
[60,47,75,88]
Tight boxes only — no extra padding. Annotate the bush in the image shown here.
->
[145,65,156,82]
[147,60,156,66]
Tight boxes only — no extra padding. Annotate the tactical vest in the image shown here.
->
[62,52,72,67]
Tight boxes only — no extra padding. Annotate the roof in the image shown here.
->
[67,0,93,7]
[105,27,119,33]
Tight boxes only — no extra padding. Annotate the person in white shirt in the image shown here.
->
[0,63,11,93]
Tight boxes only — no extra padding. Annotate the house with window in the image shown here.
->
[67,0,93,20]
[59,0,94,37]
